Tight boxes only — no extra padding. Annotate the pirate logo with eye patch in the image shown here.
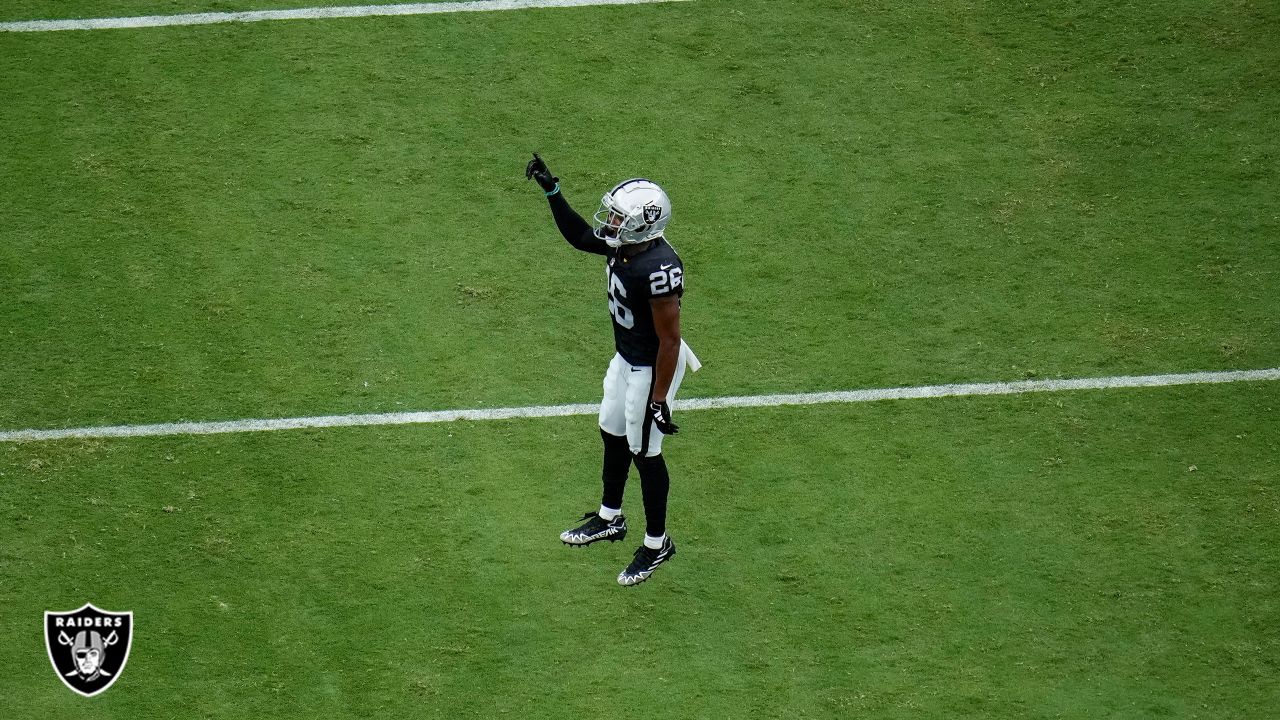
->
[45,603,133,697]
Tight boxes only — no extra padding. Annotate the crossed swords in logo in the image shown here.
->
[56,629,119,679]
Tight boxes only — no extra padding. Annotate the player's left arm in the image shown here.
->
[648,295,681,434]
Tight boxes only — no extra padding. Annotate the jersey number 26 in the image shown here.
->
[607,271,634,329]
[649,267,683,295]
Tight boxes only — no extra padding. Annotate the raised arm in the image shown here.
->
[527,153,609,256]
[548,191,610,255]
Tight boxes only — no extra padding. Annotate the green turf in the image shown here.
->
[2,0,1279,717]
[1,0,441,24]
[3,0,1277,429]
[2,384,1278,718]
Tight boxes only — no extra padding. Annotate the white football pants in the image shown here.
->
[598,340,700,457]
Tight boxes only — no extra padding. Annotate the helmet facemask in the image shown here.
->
[593,194,654,248]
[592,179,670,248]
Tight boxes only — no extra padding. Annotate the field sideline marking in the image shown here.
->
[0,0,690,33]
[2,367,1277,443]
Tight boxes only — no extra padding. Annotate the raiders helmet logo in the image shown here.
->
[45,603,133,697]
[642,203,662,224]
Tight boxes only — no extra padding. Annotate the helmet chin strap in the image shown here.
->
[616,238,656,257]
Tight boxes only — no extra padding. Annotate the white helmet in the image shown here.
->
[592,178,671,248]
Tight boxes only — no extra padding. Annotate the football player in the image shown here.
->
[527,153,700,587]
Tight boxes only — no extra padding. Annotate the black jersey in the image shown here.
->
[604,238,683,365]
[547,191,684,366]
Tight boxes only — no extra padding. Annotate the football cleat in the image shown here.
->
[617,536,676,586]
[560,511,628,547]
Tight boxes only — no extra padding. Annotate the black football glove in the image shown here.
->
[525,152,559,193]
[648,400,679,435]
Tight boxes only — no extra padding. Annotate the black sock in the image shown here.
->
[600,429,631,512]
[634,453,671,538]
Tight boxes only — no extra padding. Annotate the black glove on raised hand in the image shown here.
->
[648,400,679,435]
[525,152,559,194]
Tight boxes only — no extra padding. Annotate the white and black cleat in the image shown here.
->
[617,536,676,586]
[560,511,628,547]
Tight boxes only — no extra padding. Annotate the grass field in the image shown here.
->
[2,0,1278,717]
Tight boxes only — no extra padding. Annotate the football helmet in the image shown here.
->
[592,178,671,247]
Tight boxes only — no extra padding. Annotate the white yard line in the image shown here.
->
[2,367,1277,443]
[0,0,690,33]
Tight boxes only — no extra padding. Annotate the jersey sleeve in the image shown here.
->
[643,256,685,301]
[548,191,609,255]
